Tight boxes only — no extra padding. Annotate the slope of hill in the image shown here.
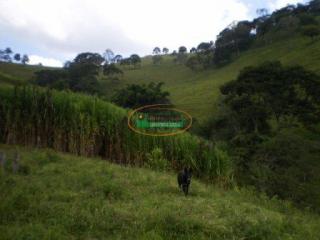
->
[0,62,49,81]
[106,36,320,122]
[1,145,320,240]
[1,36,320,122]
[0,62,52,87]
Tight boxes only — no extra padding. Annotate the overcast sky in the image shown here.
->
[0,0,307,67]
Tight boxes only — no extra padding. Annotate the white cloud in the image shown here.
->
[29,55,62,67]
[0,0,251,60]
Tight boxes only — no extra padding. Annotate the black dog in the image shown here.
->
[177,167,192,196]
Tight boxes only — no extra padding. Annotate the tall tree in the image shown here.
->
[113,54,123,63]
[178,46,187,54]
[153,47,161,55]
[190,47,197,53]
[162,47,169,54]
[197,42,213,52]
[21,54,29,65]
[74,52,104,65]
[0,47,13,62]
[103,49,115,64]
[256,8,269,17]
[4,47,12,55]
[14,53,21,62]
[129,54,141,68]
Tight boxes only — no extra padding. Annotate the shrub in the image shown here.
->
[146,148,168,171]
[302,24,320,39]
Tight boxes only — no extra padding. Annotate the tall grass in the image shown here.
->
[1,146,319,240]
[0,86,232,180]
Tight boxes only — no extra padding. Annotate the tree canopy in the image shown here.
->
[34,52,101,94]
[153,47,161,55]
[220,61,320,134]
[73,52,104,65]
[112,82,170,108]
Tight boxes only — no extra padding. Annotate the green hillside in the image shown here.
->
[1,145,320,240]
[107,36,320,122]
[0,62,49,81]
[2,36,319,122]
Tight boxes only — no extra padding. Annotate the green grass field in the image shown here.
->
[1,145,320,240]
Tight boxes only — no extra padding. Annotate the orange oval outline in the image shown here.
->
[127,104,192,137]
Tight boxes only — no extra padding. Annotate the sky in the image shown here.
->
[0,0,308,67]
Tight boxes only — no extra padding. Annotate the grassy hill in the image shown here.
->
[1,145,320,240]
[1,36,320,122]
[110,36,320,122]
[0,62,46,83]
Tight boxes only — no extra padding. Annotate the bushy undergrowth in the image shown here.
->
[0,146,320,240]
[146,148,168,171]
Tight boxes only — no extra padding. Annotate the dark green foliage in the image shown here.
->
[0,48,13,62]
[73,52,104,65]
[129,54,141,69]
[112,82,170,108]
[120,54,142,69]
[220,61,320,133]
[253,2,320,43]
[67,61,100,94]
[197,42,213,52]
[103,49,115,64]
[34,69,68,90]
[185,52,213,71]
[190,47,197,53]
[205,62,320,210]
[250,129,320,209]
[299,13,318,25]
[113,54,122,63]
[213,45,233,66]
[211,1,319,67]
[186,42,214,71]
[171,50,177,56]
[13,54,20,62]
[120,58,131,67]
[178,46,187,54]
[153,47,161,55]
[103,63,123,80]
[162,47,169,54]
[308,0,320,13]
[276,15,300,32]
[302,25,320,39]
[214,21,254,66]
[34,52,101,94]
